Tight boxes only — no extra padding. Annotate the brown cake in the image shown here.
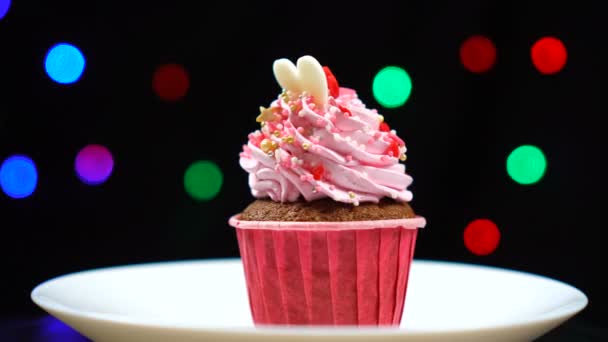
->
[240,198,416,222]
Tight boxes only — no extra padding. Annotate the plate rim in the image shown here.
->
[31,258,588,337]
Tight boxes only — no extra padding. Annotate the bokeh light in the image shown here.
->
[0,155,38,199]
[460,35,497,73]
[464,219,501,256]
[44,43,86,84]
[153,63,190,101]
[75,144,114,185]
[0,0,11,20]
[372,66,412,108]
[531,37,567,74]
[507,145,547,185]
[184,160,223,201]
[38,315,88,342]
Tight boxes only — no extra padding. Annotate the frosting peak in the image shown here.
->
[239,56,413,205]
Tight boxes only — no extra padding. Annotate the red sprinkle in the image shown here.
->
[311,164,325,180]
[338,105,352,116]
[379,122,390,132]
[385,140,400,157]
[323,66,340,98]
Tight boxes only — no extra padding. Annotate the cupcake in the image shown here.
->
[229,55,426,326]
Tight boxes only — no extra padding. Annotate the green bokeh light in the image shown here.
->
[184,160,223,200]
[372,66,412,108]
[506,145,547,185]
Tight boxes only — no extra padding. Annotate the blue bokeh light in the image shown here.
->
[0,0,10,20]
[44,43,86,84]
[38,315,88,342]
[0,155,38,199]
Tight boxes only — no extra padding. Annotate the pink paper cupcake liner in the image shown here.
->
[229,215,426,326]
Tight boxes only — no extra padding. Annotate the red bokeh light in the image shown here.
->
[464,219,501,256]
[531,37,567,75]
[459,35,497,73]
[152,63,190,101]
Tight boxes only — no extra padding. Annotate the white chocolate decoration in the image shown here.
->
[272,55,328,107]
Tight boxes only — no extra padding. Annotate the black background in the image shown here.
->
[0,0,606,339]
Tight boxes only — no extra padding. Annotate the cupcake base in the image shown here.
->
[229,216,425,326]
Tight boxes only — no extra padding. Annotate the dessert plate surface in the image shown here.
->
[31,258,587,342]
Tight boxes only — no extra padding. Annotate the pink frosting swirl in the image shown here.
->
[239,87,413,205]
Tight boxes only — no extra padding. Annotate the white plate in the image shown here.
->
[31,259,587,342]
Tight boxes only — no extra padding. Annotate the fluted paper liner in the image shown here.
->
[229,215,426,326]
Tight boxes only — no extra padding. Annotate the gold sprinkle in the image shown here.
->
[348,191,356,199]
[256,106,278,123]
[281,90,289,102]
[290,105,297,112]
[400,154,407,161]
[260,121,266,127]
[282,136,294,144]
[273,130,281,137]
[301,142,311,150]
[260,139,278,153]
[378,114,384,122]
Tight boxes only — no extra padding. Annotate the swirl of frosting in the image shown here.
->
[239,79,413,205]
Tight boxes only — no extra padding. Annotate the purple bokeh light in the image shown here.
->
[75,144,114,185]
